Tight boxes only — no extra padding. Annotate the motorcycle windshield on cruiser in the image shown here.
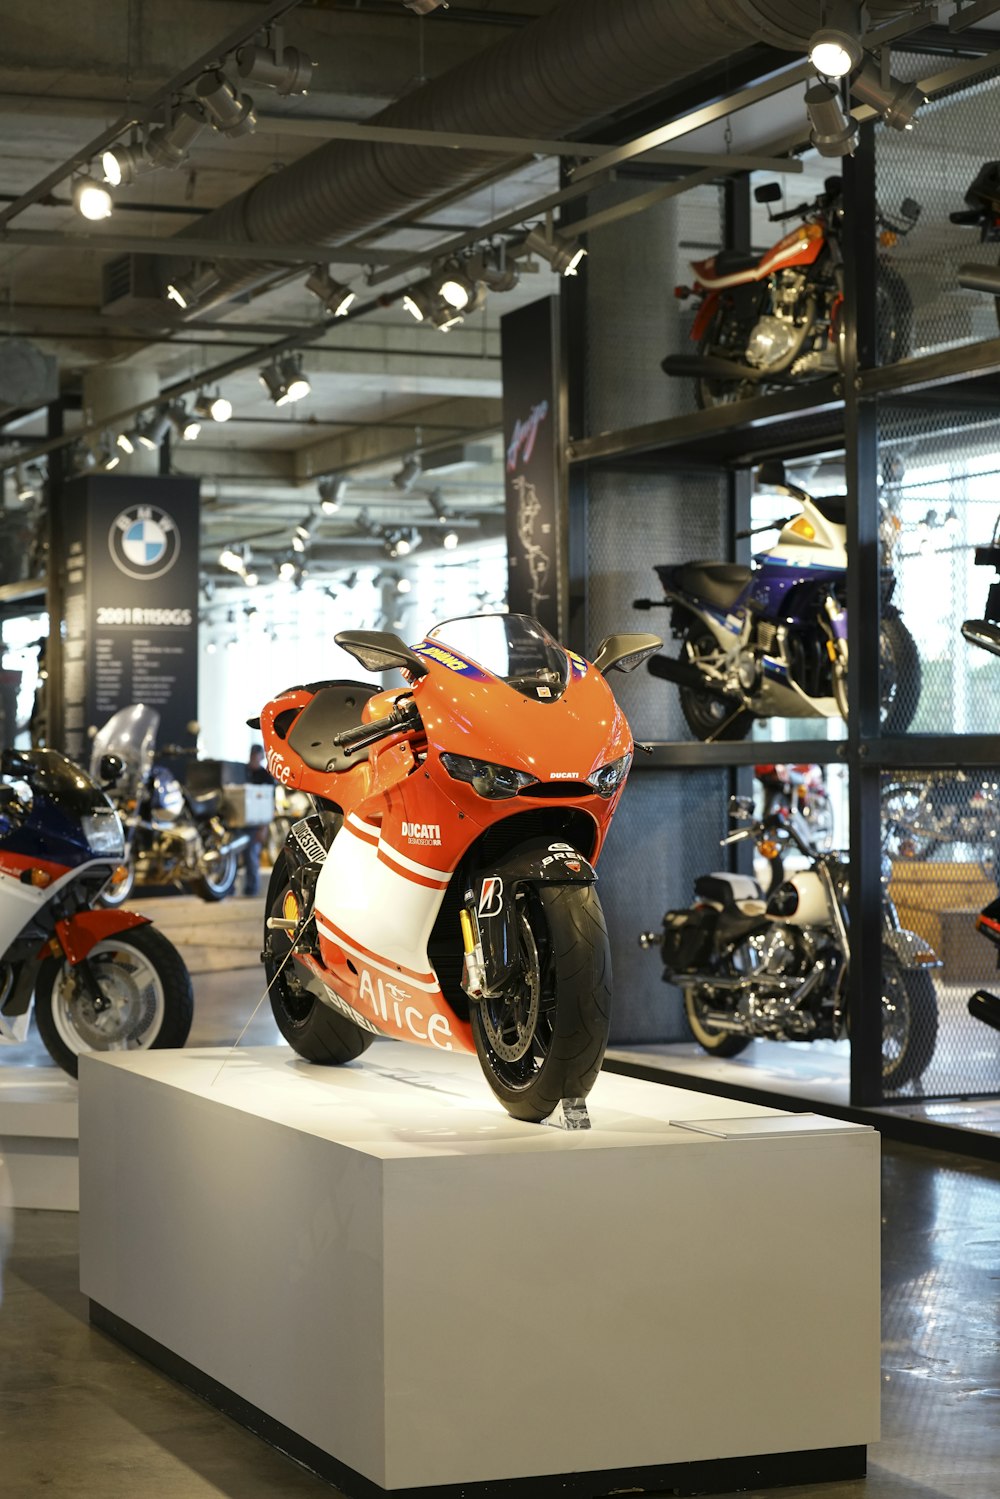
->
[634,463,921,741]
[255,613,661,1123]
[662,175,917,408]
[639,799,940,1090]
[0,745,193,1075]
[91,703,248,905]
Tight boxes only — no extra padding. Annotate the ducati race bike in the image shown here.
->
[0,745,193,1075]
[662,175,918,409]
[634,462,920,741]
[254,613,661,1123]
[640,798,940,1090]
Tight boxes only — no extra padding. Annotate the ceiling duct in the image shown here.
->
[161,0,924,313]
[421,442,494,474]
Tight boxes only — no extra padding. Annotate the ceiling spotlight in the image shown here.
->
[102,141,148,187]
[319,474,346,513]
[305,265,356,316]
[805,79,859,157]
[135,407,173,450]
[393,455,422,492]
[404,0,449,12]
[850,55,924,131]
[237,40,313,96]
[167,401,200,441]
[116,432,135,455]
[259,355,310,406]
[808,3,863,78]
[517,224,586,277]
[433,260,476,312]
[402,283,432,322]
[103,450,120,471]
[442,529,459,550]
[219,547,244,573]
[74,175,113,221]
[278,559,297,582]
[194,390,232,422]
[467,243,519,293]
[195,71,257,137]
[165,264,220,310]
[244,572,259,588]
[15,466,33,502]
[396,577,412,594]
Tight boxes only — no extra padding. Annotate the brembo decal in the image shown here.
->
[478,877,504,918]
[358,969,453,1049]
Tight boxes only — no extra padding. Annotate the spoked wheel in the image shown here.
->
[33,924,193,1078]
[191,842,239,902]
[265,853,373,1064]
[694,307,759,410]
[879,614,921,733]
[881,781,938,862]
[684,983,753,1058]
[800,792,835,852]
[677,624,753,741]
[881,953,938,1089]
[471,884,611,1123]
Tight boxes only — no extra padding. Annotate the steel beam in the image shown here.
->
[0,229,413,267]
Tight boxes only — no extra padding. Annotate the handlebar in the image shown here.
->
[333,697,422,756]
[950,209,986,226]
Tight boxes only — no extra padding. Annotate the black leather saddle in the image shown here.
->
[286,680,378,773]
[674,562,752,610]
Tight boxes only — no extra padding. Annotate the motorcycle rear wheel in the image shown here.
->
[684,985,753,1058]
[98,855,136,908]
[34,924,194,1078]
[694,309,759,410]
[881,956,938,1089]
[191,845,239,902]
[265,853,374,1064]
[471,884,611,1123]
[678,624,753,741]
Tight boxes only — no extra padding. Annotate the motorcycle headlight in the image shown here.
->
[587,753,632,798]
[82,810,125,856]
[440,753,538,800]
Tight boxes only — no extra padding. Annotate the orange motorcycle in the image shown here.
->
[252,613,660,1122]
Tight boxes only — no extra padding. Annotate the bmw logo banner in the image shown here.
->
[52,476,200,759]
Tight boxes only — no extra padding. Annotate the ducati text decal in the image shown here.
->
[358,969,452,1049]
[478,877,504,917]
[401,820,442,847]
[108,504,181,581]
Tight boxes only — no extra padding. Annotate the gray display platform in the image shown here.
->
[78,1045,880,1498]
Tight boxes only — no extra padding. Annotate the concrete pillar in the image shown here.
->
[82,366,161,475]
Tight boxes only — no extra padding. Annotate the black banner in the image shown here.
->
[501,297,566,640]
[54,475,200,760]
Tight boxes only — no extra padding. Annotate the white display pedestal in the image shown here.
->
[79,1045,880,1498]
[0,1066,79,1209]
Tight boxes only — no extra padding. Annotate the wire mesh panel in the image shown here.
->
[882,768,1000,1100]
[875,57,1000,362]
[878,401,1000,736]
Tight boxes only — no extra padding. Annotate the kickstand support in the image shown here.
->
[707,704,748,743]
[547,1096,591,1131]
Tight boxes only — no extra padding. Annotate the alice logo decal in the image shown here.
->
[108,504,180,580]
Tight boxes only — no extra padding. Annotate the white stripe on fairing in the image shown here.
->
[345,808,452,881]
[315,920,441,992]
[316,830,448,979]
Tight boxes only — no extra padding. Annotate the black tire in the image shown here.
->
[800,791,835,852]
[677,624,753,741]
[881,780,939,862]
[876,263,913,365]
[881,955,938,1089]
[99,855,136,908]
[471,883,611,1123]
[265,853,374,1064]
[880,614,921,734]
[694,304,759,410]
[684,984,753,1057]
[191,843,239,902]
[34,923,194,1078]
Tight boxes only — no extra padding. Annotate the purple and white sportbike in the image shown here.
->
[634,461,920,741]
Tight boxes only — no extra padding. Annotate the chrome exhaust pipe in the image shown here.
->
[205,833,251,860]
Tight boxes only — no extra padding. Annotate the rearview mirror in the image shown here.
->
[99,753,125,786]
[756,459,786,488]
[754,181,782,204]
[592,633,663,676]
[335,630,429,678]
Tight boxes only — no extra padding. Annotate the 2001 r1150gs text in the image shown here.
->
[253,614,661,1123]
[634,460,920,741]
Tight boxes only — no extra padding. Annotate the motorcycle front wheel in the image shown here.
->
[832,615,921,733]
[265,853,374,1064]
[678,624,753,741]
[881,955,938,1089]
[471,884,611,1123]
[98,855,136,908]
[684,984,753,1058]
[191,843,239,902]
[34,925,194,1078]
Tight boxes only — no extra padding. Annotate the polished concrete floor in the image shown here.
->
[3,898,1000,1496]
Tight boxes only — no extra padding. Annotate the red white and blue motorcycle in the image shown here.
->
[634,463,921,741]
[0,744,193,1075]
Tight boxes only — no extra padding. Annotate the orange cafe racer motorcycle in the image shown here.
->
[254,613,661,1122]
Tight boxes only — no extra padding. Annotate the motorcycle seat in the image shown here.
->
[674,562,752,610]
[691,248,759,285]
[695,872,762,908]
[716,906,770,949]
[286,682,378,774]
[811,493,847,526]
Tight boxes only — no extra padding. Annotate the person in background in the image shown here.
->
[242,744,274,897]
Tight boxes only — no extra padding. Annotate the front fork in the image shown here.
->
[824,593,849,693]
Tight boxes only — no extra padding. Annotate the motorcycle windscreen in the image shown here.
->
[425,612,571,700]
[89,704,160,782]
